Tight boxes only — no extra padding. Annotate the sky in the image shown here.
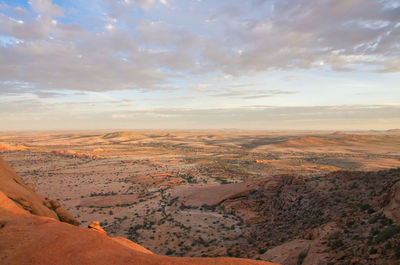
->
[0,0,399,130]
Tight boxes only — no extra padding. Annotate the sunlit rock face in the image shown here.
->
[0,157,279,265]
[0,157,79,225]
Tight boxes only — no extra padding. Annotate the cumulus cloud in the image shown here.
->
[0,0,398,97]
[129,0,156,10]
[29,0,64,17]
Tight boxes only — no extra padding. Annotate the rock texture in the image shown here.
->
[0,195,278,265]
[0,157,278,265]
[261,223,338,265]
[0,143,27,152]
[88,221,108,234]
[172,177,280,209]
[261,239,311,265]
[0,157,79,226]
[219,169,400,264]
[384,181,400,223]
[111,237,154,254]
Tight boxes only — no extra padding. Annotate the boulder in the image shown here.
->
[261,239,311,265]
[88,221,107,235]
[55,207,80,226]
[384,181,400,223]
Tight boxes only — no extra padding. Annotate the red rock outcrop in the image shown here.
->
[0,157,279,265]
[0,191,278,265]
[261,223,338,265]
[88,221,108,235]
[0,157,57,219]
[0,142,27,152]
[0,157,79,226]
[172,177,280,208]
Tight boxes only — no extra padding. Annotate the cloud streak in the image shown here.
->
[1,103,399,130]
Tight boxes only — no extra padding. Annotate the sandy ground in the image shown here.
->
[1,129,400,257]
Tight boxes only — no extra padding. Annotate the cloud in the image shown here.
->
[103,105,400,130]
[195,84,212,89]
[159,0,171,8]
[0,0,398,97]
[1,103,399,130]
[133,0,156,9]
[117,0,156,10]
[29,0,64,17]
[211,89,297,99]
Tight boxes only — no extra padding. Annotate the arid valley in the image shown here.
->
[1,129,400,264]
[2,0,400,264]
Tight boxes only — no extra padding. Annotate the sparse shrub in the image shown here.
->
[297,252,307,265]
[380,216,393,226]
[346,219,355,228]
[395,245,400,258]
[369,247,377,254]
[350,182,358,189]
[370,228,380,236]
[358,203,372,211]
[376,225,400,243]
[385,242,392,249]
[330,239,344,250]
[369,216,380,224]
[258,248,266,254]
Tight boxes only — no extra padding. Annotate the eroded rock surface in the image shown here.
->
[384,181,400,223]
[0,157,278,265]
[0,157,79,226]
[0,195,278,265]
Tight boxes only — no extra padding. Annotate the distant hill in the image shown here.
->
[276,136,334,147]
[387,129,400,133]
[0,142,27,152]
[102,131,145,140]
[331,131,346,135]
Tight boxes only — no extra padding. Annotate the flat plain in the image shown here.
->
[1,129,400,263]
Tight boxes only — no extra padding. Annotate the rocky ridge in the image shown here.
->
[217,169,400,264]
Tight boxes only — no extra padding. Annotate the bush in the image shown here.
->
[369,247,377,254]
[297,252,307,265]
[358,203,372,212]
[370,228,380,236]
[395,245,400,258]
[346,219,355,228]
[258,248,266,254]
[369,216,380,224]
[385,242,392,249]
[376,225,400,243]
[330,239,344,250]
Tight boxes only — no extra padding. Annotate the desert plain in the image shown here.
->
[1,129,400,264]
